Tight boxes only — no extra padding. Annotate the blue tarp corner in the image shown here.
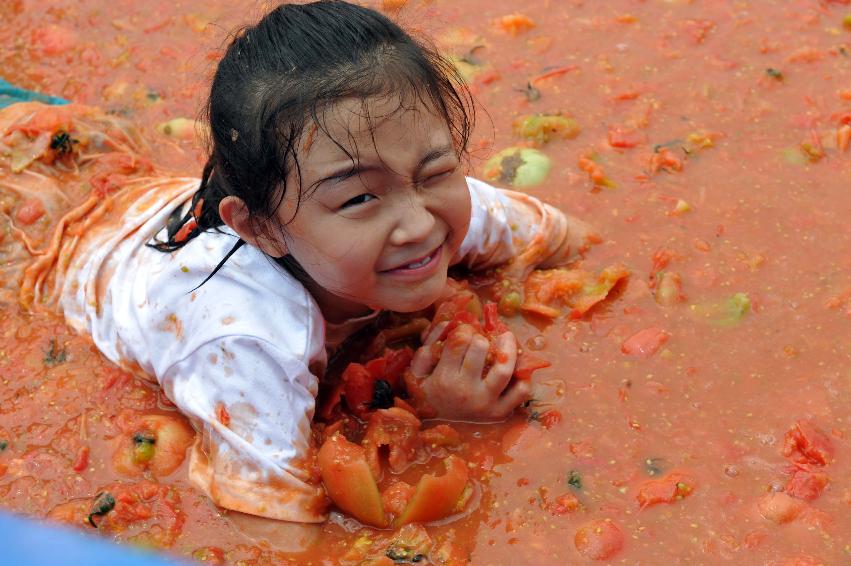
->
[0,78,69,109]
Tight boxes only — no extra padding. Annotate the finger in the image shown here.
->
[483,331,518,393]
[434,324,475,374]
[492,379,531,419]
[421,321,449,345]
[410,346,437,378]
[411,321,450,377]
[461,333,489,380]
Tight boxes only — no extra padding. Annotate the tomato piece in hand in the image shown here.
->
[393,455,469,527]
[317,434,387,528]
[482,302,509,335]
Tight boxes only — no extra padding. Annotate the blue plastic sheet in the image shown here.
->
[0,78,68,109]
[0,512,180,565]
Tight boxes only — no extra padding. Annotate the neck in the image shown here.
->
[305,279,375,323]
[275,255,374,323]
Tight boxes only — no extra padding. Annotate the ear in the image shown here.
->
[219,196,288,258]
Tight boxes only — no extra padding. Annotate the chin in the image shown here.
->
[388,275,447,313]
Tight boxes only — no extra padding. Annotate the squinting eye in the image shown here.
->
[424,166,458,184]
[341,194,376,209]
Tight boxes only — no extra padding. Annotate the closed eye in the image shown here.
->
[421,165,459,186]
[340,193,376,209]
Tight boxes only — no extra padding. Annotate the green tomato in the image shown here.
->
[132,432,156,464]
[513,113,580,145]
[483,147,552,188]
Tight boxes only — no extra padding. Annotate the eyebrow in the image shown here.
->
[412,144,456,179]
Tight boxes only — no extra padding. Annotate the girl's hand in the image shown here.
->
[409,322,531,421]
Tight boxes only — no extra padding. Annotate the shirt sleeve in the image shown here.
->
[454,177,591,276]
[159,335,327,522]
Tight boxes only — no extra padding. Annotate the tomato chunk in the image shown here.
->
[636,472,695,508]
[782,421,834,467]
[574,518,625,560]
[362,407,422,477]
[317,435,387,528]
[393,455,469,527]
[621,327,670,358]
[785,468,829,501]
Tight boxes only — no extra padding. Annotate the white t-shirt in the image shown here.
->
[58,176,571,521]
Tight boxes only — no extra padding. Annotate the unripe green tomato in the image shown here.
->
[483,147,552,188]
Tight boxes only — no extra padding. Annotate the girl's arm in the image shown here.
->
[453,177,597,278]
[159,335,327,523]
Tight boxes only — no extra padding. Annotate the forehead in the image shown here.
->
[302,95,452,162]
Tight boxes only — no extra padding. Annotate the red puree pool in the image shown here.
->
[1,0,849,564]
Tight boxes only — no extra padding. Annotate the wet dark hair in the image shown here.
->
[150,0,474,286]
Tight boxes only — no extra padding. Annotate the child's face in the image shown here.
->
[273,96,471,319]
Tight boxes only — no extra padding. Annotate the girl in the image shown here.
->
[1,1,590,522]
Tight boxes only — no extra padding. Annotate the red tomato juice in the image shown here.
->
[1,0,849,564]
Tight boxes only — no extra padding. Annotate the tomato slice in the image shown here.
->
[318,435,387,528]
[393,455,469,527]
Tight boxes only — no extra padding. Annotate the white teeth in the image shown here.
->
[404,255,431,269]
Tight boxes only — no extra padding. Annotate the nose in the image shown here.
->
[388,191,436,247]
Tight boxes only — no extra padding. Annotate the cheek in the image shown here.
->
[445,184,472,243]
[289,232,379,286]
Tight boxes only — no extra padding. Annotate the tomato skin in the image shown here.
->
[538,409,562,429]
[607,126,646,148]
[72,446,89,473]
[574,518,625,560]
[621,327,670,358]
[482,302,509,334]
[317,434,387,528]
[513,351,550,380]
[782,421,834,467]
[362,407,422,477]
[784,468,829,501]
[393,455,469,527]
